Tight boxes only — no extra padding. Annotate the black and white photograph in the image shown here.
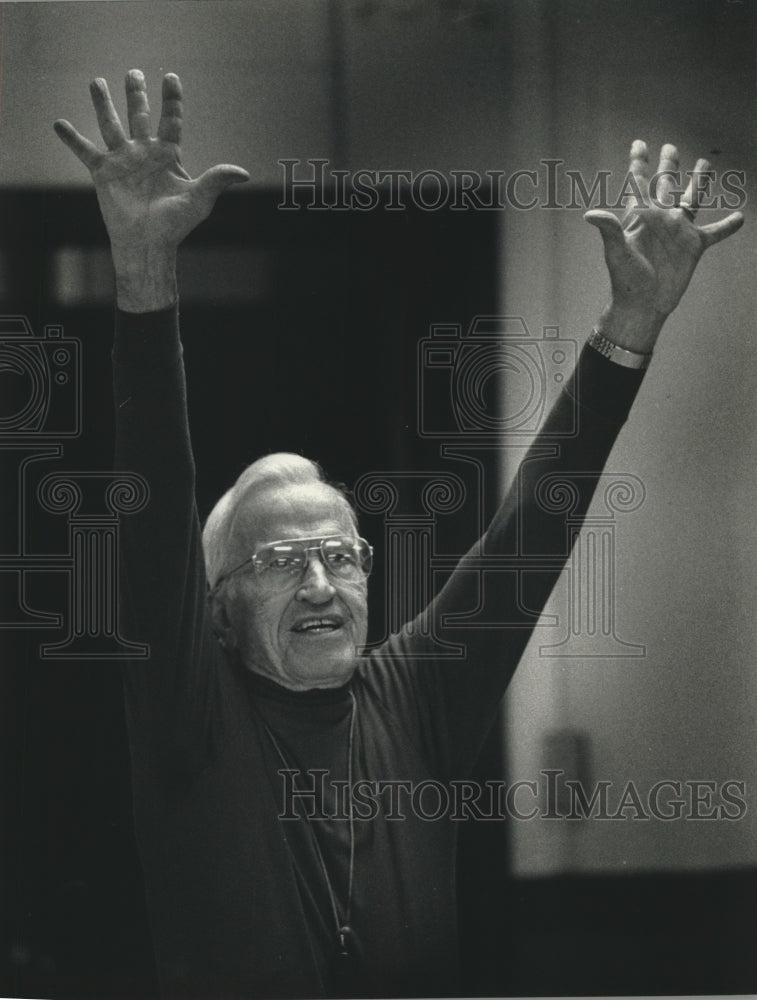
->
[1,1,755,997]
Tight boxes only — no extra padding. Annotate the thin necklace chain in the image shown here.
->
[260,689,357,946]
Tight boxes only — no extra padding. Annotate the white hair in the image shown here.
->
[202,452,357,588]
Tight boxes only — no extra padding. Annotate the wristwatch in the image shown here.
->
[587,328,652,371]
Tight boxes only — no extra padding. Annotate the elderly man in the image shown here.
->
[55,71,742,999]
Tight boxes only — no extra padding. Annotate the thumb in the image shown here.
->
[584,210,627,268]
[193,163,250,214]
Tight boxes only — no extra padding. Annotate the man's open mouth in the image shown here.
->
[291,616,344,635]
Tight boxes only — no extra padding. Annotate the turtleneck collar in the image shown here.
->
[243,664,354,707]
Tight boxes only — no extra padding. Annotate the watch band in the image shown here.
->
[587,328,652,371]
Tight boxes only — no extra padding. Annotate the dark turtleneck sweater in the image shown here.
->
[113,305,644,998]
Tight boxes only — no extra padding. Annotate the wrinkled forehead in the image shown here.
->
[229,481,356,554]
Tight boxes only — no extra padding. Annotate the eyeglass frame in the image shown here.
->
[209,534,374,593]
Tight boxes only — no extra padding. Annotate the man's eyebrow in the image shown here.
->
[261,534,349,545]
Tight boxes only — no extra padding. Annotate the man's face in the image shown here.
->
[218,481,369,690]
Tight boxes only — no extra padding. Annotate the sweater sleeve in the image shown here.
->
[113,304,218,781]
[362,342,647,778]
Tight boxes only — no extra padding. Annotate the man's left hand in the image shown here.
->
[585,141,744,354]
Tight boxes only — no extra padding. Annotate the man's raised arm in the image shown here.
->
[54,71,248,775]
[369,141,744,777]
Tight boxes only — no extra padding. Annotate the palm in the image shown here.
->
[91,138,201,250]
[611,206,703,315]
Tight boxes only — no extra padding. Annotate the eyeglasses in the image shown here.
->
[212,534,374,592]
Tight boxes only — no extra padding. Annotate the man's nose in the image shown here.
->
[296,556,336,603]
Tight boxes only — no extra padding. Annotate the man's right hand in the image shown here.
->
[54,70,249,313]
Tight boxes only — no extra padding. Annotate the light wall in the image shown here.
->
[0,1,332,186]
[498,0,757,874]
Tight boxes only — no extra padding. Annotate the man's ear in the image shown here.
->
[207,590,238,650]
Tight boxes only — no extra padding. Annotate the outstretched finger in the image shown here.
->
[157,73,183,145]
[699,211,744,250]
[654,143,680,206]
[626,139,650,210]
[90,77,127,150]
[584,210,628,268]
[53,119,103,171]
[192,163,251,215]
[125,69,151,140]
[681,158,713,214]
